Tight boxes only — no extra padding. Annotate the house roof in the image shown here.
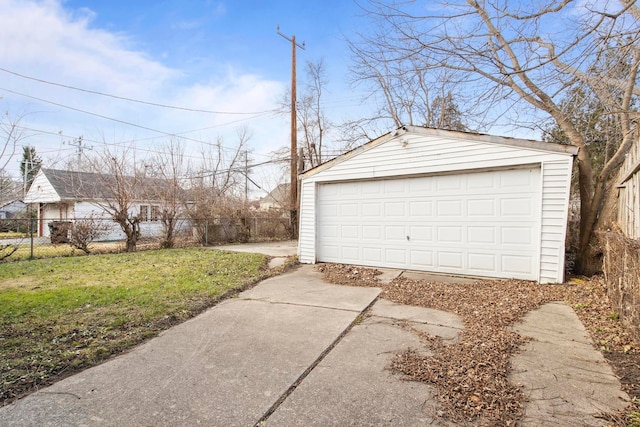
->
[300,126,579,179]
[31,168,176,202]
[0,200,26,211]
[260,183,290,206]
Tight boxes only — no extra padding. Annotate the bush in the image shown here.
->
[68,217,109,254]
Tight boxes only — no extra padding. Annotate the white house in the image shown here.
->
[258,183,291,212]
[24,168,188,241]
[298,126,578,284]
[0,200,26,219]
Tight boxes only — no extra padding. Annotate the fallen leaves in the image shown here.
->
[318,263,640,425]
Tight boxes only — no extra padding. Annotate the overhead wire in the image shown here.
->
[1,87,279,154]
[0,66,277,115]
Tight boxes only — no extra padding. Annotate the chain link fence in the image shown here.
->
[0,214,293,262]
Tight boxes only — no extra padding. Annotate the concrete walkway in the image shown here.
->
[0,241,630,426]
[511,302,630,426]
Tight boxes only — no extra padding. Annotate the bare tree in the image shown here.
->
[187,129,251,243]
[0,110,26,172]
[148,138,188,248]
[298,60,332,169]
[347,34,470,136]
[86,147,141,252]
[0,169,16,202]
[353,0,640,274]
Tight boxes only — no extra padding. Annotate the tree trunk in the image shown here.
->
[124,220,139,252]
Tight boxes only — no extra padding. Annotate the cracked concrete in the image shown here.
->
[510,302,630,426]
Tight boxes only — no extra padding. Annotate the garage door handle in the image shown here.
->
[406,235,410,241]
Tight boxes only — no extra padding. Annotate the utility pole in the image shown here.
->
[277,25,305,238]
[67,136,91,171]
[244,150,249,203]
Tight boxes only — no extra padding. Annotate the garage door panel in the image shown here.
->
[362,203,381,216]
[502,255,534,275]
[500,169,536,188]
[384,202,405,216]
[362,225,381,239]
[385,225,406,240]
[361,180,382,194]
[468,199,496,216]
[385,248,407,264]
[318,224,339,238]
[341,225,359,239]
[438,252,463,268]
[409,201,432,216]
[317,167,540,281]
[501,227,534,245]
[437,200,463,216]
[408,178,434,193]
[384,180,405,193]
[468,226,496,244]
[341,246,360,261]
[468,173,496,190]
[436,175,463,191]
[363,247,382,262]
[437,226,463,243]
[468,253,497,272]
[318,202,339,216]
[340,203,359,217]
[409,225,433,242]
[411,250,434,267]
[501,198,534,217]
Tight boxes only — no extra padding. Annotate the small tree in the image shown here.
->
[85,147,141,252]
[187,130,250,244]
[149,138,188,249]
[68,215,109,254]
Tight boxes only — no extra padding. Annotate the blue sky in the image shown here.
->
[0,0,369,193]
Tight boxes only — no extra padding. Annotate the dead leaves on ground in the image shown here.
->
[318,263,639,426]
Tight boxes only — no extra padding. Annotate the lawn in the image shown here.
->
[0,248,270,404]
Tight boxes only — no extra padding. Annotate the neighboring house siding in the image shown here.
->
[299,128,576,284]
[25,174,60,203]
[25,169,191,241]
[618,138,640,238]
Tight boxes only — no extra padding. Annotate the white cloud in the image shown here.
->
[0,0,288,184]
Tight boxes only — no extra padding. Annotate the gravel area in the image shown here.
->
[317,263,640,426]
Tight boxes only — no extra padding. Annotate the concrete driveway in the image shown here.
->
[0,241,629,426]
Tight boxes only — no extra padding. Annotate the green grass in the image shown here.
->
[0,248,269,404]
[1,243,79,261]
[0,232,25,239]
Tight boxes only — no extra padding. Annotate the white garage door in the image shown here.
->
[317,167,541,280]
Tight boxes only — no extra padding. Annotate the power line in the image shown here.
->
[1,87,277,152]
[0,66,277,115]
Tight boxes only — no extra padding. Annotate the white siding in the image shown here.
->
[299,129,576,284]
[24,173,60,203]
[303,134,572,184]
[298,181,316,263]
[539,161,573,283]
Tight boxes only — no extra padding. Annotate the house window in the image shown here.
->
[150,205,160,222]
[139,205,149,222]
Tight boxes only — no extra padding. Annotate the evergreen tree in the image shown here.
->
[20,146,41,192]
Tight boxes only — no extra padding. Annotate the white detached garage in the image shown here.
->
[298,126,578,284]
